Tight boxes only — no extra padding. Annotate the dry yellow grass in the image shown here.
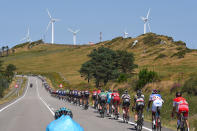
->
[2,34,197,86]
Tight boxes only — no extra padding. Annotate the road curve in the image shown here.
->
[0,76,174,131]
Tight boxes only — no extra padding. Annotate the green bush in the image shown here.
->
[142,33,161,45]
[117,73,128,83]
[135,69,159,90]
[182,75,197,95]
[154,53,167,60]
[12,42,29,49]
[171,49,191,58]
[173,40,186,46]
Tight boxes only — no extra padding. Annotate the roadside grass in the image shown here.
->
[0,77,27,105]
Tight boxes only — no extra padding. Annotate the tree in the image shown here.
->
[2,46,5,56]
[0,60,4,73]
[5,64,16,82]
[79,61,93,83]
[116,50,137,74]
[6,46,9,56]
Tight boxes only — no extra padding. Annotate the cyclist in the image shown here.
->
[147,89,164,129]
[106,89,113,116]
[132,90,145,124]
[98,89,107,113]
[111,89,120,115]
[84,90,90,108]
[92,90,97,108]
[122,90,131,122]
[77,90,82,106]
[97,89,101,111]
[171,92,189,131]
[30,83,33,88]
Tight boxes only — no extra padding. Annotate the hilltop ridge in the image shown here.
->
[2,33,197,85]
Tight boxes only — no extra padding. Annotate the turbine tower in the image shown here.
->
[68,28,80,45]
[21,28,32,43]
[141,8,151,34]
[46,9,60,44]
[124,29,129,38]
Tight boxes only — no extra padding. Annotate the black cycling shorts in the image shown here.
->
[122,101,130,107]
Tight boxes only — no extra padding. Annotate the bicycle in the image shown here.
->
[84,98,89,110]
[136,105,144,131]
[100,102,106,118]
[152,107,161,131]
[122,106,129,123]
[112,102,119,120]
[179,111,187,131]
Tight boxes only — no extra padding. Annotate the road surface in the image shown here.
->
[0,76,174,131]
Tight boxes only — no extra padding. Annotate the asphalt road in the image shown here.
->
[0,76,174,131]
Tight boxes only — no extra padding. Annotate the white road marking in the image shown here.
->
[36,79,55,116]
[118,117,152,131]
[0,78,29,112]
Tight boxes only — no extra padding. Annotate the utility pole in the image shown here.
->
[99,32,102,42]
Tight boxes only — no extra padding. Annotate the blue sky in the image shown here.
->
[0,0,196,48]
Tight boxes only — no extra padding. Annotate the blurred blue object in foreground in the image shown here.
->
[46,115,84,131]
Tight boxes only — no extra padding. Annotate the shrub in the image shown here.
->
[173,40,186,46]
[182,75,197,95]
[171,49,191,58]
[117,73,128,83]
[142,33,161,45]
[154,54,167,60]
[135,69,159,90]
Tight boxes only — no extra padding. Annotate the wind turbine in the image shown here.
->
[46,9,60,44]
[68,28,80,45]
[21,28,32,43]
[124,29,129,38]
[141,8,151,34]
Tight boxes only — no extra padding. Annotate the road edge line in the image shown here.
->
[36,79,55,116]
[0,77,29,112]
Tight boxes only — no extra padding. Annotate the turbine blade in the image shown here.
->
[75,30,80,33]
[148,22,151,32]
[20,37,26,41]
[68,28,74,33]
[54,18,60,21]
[46,9,52,19]
[147,8,151,19]
[45,21,51,33]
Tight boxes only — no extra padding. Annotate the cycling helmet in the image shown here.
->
[176,92,182,97]
[124,90,128,94]
[137,90,142,96]
[113,89,117,92]
[152,89,158,94]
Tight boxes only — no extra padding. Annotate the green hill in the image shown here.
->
[2,33,197,86]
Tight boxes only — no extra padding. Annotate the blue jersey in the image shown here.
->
[149,94,163,102]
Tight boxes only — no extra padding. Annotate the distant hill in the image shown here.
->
[2,33,197,85]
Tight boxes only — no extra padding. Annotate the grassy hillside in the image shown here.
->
[1,33,197,130]
[2,33,197,86]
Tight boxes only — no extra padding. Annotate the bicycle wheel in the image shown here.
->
[136,110,143,131]
[180,114,186,131]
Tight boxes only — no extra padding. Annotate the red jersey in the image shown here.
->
[97,90,101,94]
[173,97,189,112]
[112,93,120,99]
[93,91,97,96]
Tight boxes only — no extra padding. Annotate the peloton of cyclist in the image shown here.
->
[111,89,120,115]
[132,90,145,124]
[147,89,164,129]
[171,92,189,131]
